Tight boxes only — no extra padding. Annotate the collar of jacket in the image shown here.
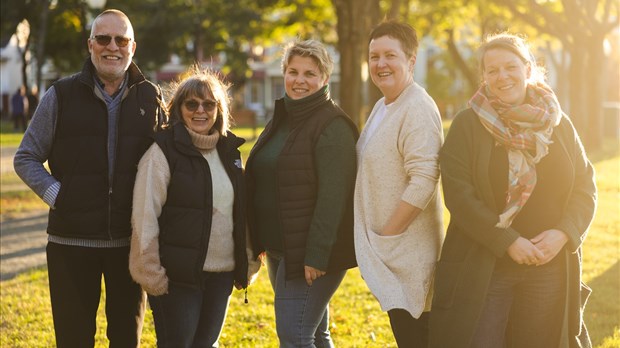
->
[281,85,332,128]
[170,122,245,158]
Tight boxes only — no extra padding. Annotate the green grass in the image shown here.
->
[0,120,24,146]
[0,168,48,217]
[0,133,23,147]
[0,125,618,347]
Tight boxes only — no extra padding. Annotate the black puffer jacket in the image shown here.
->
[155,123,249,288]
[49,58,163,240]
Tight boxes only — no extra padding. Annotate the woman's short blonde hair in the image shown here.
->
[165,65,232,136]
[281,39,334,80]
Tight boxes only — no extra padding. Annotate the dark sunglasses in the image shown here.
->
[183,99,218,112]
[91,35,132,48]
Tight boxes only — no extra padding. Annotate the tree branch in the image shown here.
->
[446,28,478,91]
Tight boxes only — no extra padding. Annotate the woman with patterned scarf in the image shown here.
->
[429,33,597,348]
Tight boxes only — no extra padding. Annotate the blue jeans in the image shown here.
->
[266,252,346,348]
[148,271,234,348]
[470,257,566,348]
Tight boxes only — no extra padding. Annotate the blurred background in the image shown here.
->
[1,0,619,149]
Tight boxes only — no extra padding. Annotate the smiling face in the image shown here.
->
[284,55,328,100]
[88,13,136,86]
[181,91,218,135]
[369,35,415,104]
[482,48,531,105]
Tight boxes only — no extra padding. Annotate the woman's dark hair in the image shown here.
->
[368,20,419,59]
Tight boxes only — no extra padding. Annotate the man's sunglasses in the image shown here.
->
[183,99,218,112]
[91,35,132,48]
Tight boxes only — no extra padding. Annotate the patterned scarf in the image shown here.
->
[469,81,562,228]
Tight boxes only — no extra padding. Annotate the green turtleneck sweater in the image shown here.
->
[252,87,357,270]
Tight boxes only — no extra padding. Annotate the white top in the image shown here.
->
[354,82,445,318]
[358,101,388,150]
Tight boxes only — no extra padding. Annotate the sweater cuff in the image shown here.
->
[144,276,169,296]
[304,247,329,271]
[401,184,436,210]
[489,227,520,258]
[554,222,582,252]
[43,182,61,208]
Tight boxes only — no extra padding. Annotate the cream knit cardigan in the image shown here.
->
[354,82,445,318]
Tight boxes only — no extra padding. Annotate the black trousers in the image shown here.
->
[46,242,146,348]
[388,309,430,348]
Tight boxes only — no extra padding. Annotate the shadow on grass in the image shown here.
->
[585,260,620,347]
[0,210,49,281]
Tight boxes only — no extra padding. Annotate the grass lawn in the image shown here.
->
[0,124,618,347]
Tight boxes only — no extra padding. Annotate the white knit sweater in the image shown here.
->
[130,127,259,295]
[354,82,445,318]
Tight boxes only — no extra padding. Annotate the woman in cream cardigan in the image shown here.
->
[354,20,444,347]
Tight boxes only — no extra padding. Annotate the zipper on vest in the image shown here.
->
[106,100,114,240]
[107,187,113,239]
[197,159,213,284]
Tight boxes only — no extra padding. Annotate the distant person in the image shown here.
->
[27,85,39,122]
[11,86,28,131]
[429,33,597,348]
[129,66,261,347]
[354,20,444,347]
[14,9,165,347]
[245,39,358,347]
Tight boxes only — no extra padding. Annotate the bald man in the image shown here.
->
[14,9,165,347]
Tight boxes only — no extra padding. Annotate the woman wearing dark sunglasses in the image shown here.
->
[129,66,260,348]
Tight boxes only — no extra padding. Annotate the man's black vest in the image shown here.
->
[247,98,358,280]
[48,60,160,240]
[155,123,248,288]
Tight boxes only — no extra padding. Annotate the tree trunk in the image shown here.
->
[193,24,204,63]
[566,41,588,140]
[367,3,384,118]
[20,34,31,91]
[332,0,380,128]
[583,34,606,150]
[446,28,478,92]
[565,33,607,150]
[35,0,51,91]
